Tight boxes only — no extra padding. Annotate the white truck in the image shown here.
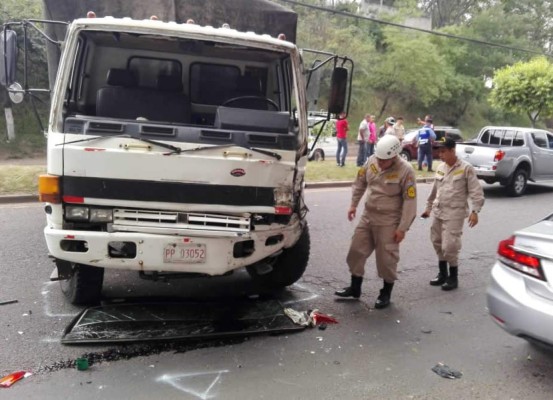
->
[456,126,553,196]
[2,2,351,304]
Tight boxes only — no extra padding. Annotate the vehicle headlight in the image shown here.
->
[90,208,113,223]
[65,206,113,222]
[65,206,89,221]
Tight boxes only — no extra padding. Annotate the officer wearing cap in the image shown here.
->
[421,137,485,290]
[335,135,417,309]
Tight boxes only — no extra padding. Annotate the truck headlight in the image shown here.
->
[65,206,113,222]
[90,208,113,222]
[66,206,89,221]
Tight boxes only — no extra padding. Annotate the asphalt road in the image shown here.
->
[1,182,553,399]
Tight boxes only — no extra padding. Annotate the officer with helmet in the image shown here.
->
[335,135,417,309]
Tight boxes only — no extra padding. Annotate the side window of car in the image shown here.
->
[501,130,514,146]
[513,131,524,146]
[435,130,445,140]
[480,130,490,144]
[531,132,548,148]
[490,129,503,145]
[547,133,553,149]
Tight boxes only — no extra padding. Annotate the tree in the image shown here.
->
[368,27,450,119]
[489,57,553,127]
[419,0,491,29]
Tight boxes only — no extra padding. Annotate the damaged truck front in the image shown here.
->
[3,8,351,305]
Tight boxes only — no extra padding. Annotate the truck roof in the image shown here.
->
[70,17,297,51]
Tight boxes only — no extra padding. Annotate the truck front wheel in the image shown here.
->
[60,263,104,306]
[247,225,310,289]
[506,168,528,197]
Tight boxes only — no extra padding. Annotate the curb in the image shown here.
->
[0,194,38,204]
[0,178,435,204]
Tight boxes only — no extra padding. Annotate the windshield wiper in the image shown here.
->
[136,137,183,154]
[60,136,281,160]
[59,134,183,154]
[249,147,282,160]
[57,134,130,146]
[179,144,281,160]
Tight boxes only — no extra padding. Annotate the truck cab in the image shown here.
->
[6,16,350,304]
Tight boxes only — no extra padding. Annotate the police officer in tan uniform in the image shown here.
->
[335,135,417,309]
[421,137,485,290]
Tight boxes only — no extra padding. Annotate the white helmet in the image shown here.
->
[375,135,401,160]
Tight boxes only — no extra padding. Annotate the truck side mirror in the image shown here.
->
[328,67,347,114]
[0,29,18,88]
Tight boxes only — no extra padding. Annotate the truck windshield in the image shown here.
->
[60,29,298,151]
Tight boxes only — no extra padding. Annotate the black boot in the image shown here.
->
[430,261,448,286]
[375,281,394,309]
[442,266,458,291]
[335,275,363,298]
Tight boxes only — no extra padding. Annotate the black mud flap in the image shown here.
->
[61,298,304,345]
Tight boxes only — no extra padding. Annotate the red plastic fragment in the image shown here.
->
[0,371,32,388]
[310,311,338,325]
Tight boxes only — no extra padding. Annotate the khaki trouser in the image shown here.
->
[430,217,464,266]
[346,222,400,283]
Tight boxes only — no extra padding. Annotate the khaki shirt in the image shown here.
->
[351,156,417,232]
[425,158,485,220]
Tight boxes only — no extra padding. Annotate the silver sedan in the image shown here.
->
[487,213,553,348]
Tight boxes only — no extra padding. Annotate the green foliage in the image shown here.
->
[1,0,49,154]
[489,57,553,126]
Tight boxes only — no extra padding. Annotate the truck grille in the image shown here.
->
[112,209,251,233]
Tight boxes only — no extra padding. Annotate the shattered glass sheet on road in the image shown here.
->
[62,299,304,344]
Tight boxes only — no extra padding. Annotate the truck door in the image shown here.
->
[529,131,553,178]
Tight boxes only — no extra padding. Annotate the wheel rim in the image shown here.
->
[514,173,526,193]
[400,153,409,161]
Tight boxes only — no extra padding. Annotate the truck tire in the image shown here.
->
[506,168,528,197]
[60,263,104,306]
[247,225,310,289]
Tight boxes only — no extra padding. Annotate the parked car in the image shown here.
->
[456,126,553,196]
[308,135,338,161]
[487,212,553,348]
[399,126,463,162]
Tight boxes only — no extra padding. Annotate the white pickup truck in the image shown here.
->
[456,126,553,196]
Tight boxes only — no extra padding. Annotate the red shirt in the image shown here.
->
[335,119,348,139]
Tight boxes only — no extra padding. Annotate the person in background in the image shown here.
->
[393,116,405,143]
[356,114,370,167]
[384,116,396,136]
[415,116,436,172]
[367,115,377,157]
[335,135,417,309]
[420,138,485,291]
[335,111,349,167]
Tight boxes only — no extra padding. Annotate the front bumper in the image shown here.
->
[44,222,301,276]
[486,261,553,345]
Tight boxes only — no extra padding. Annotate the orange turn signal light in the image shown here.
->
[38,174,61,203]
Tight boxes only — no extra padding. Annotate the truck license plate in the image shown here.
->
[163,244,206,264]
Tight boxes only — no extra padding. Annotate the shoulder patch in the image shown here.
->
[358,166,367,178]
[406,184,416,199]
[370,164,378,174]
